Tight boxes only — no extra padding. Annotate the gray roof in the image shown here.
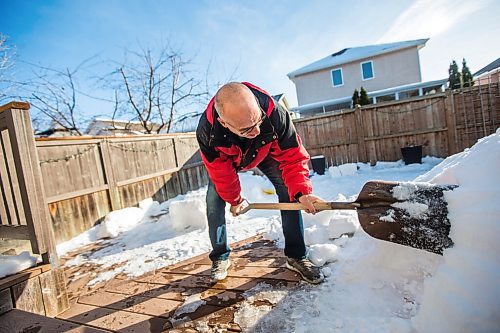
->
[287,39,429,79]
[474,57,500,77]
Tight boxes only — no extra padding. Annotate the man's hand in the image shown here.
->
[298,194,325,214]
[230,197,248,216]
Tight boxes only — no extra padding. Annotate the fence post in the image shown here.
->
[444,90,458,155]
[0,102,58,266]
[99,139,122,211]
[354,105,368,163]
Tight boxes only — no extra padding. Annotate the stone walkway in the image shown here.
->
[53,235,302,332]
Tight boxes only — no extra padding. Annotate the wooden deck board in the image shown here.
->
[55,235,305,332]
[0,308,110,332]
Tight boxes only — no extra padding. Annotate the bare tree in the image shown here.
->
[25,64,86,135]
[0,34,17,103]
[13,56,102,136]
[108,44,210,134]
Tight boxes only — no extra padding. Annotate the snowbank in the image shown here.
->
[411,129,500,332]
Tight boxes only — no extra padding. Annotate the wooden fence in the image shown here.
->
[294,82,499,166]
[36,133,208,243]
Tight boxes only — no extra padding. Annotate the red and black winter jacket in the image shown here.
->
[196,82,312,206]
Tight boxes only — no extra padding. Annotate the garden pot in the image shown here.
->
[311,155,327,175]
[401,145,422,165]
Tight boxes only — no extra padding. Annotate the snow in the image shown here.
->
[0,130,494,331]
[173,293,206,319]
[308,243,340,266]
[0,251,39,278]
[411,129,500,333]
[391,201,429,219]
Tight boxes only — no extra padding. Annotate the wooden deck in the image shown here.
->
[1,236,302,332]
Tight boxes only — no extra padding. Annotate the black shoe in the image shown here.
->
[211,258,230,281]
[286,257,324,284]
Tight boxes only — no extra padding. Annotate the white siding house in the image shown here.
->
[288,39,447,116]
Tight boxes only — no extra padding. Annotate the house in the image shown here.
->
[474,57,500,85]
[35,121,80,137]
[35,127,79,138]
[288,39,446,116]
[86,118,162,136]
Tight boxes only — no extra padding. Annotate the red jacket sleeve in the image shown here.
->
[269,103,313,201]
[200,150,242,206]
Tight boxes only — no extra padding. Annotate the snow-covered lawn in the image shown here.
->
[1,129,498,332]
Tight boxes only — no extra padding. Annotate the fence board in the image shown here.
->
[294,83,499,167]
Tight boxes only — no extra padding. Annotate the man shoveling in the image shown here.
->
[196,82,325,284]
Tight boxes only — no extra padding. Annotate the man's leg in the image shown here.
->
[256,157,306,259]
[257,156,324,284]
[206,179,231,261]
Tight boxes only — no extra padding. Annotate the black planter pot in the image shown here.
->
[401,145,423,165]
[311,155,326,175]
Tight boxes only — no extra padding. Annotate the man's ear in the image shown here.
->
[217,117,228,128]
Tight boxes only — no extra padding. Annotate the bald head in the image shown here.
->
[215,82,262,138]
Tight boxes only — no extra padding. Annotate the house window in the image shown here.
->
[361,61,374,80]
[331,68,343,87]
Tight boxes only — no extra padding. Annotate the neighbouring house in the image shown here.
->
[474,57,500,85]
[86,118,162,136]
[35,121,80,137]
[287,38,447,116]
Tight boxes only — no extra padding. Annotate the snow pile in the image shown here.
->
[328,162,358,178]
[167,198,207,232]
[0,252,39,278]
[308,243,339,266]
[328,214,358,238]
[97,207,145,239]
[411,129,500,332]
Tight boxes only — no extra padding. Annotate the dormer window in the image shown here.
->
[361,61,374,80]
[331,68,344,87]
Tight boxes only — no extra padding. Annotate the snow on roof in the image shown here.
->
[92,117,144,125]
[288,39,429,78]
[474,57,500,77]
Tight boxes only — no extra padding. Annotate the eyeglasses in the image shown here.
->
[222,110,265,136]
[238,111,265,136]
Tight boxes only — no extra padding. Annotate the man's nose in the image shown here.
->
[249,126,260,136]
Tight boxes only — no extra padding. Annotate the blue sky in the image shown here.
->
[1,0,499,119]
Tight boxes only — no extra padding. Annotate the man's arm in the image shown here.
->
[268,103,313,201]
[196,116,242,205]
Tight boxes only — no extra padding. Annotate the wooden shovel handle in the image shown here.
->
[239,201,360,214]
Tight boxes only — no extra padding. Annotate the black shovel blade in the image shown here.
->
[355,181,457,255]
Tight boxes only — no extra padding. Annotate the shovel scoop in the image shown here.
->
[238,181,457,255]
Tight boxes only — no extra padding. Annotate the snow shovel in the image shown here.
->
[238,181,457,255]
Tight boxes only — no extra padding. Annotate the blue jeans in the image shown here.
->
[206,156,307,261]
